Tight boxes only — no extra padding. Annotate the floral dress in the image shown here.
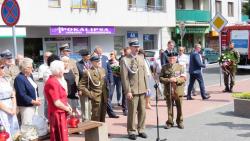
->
[0,77,19,141]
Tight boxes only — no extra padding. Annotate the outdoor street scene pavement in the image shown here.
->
[38,64,250,141]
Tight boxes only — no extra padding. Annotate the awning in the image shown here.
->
[176,26,209,34]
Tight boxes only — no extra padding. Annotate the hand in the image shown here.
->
[67,106,73,115]
[169,77,176,82]
[32,99,41,106]
[78,91,82,96]
[127,93,133,100]
[10,108,16,115]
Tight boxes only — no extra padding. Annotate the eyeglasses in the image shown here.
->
[179,50,184,51]
[110,54,114,55]
[0,66,4,69]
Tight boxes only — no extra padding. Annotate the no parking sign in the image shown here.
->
[1,0,20,26]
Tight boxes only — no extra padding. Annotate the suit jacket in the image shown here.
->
[78,67,106,102]
[120,54,148,95]
[76,59,92,81]
[14,72,38,107]
[189,51,206,74]
[100,55,113,84]
[159,63,186,96]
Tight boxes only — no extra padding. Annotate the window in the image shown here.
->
[215,1,222,14]
[176,0,185,9]
[228,2,234,17]
[193,0,200,10]
[143,34,156,50]
[128,0,165,11]
[114,36,125,57]
[71,0,97,10]
[48,0,61,8]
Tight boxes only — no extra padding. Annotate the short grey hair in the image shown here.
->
[19,57,33,72]
[50,60,65,76]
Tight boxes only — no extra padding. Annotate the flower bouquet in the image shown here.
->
[111,65,120,76]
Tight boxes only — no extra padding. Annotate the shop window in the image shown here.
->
[176,0,185,9]
[114,36,125,57]
[24,38,43,68]
[128,0,165,12]
[143,34,156,50]
[71,0,97,11]
[48,0,61,8]
[215,1,222,14]
[228,2,234,17]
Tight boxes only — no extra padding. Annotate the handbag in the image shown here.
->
[20,124,38,141]
[32,107,48,137]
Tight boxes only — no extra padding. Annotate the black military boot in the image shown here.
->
[223,86,230,92]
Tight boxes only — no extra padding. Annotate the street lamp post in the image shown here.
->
[179,21,186,47]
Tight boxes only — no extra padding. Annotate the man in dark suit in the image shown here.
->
[94,47,119,118]
[160,40,176,66]
[187,44,210,100]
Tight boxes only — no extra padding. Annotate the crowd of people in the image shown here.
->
[0,39,240,141]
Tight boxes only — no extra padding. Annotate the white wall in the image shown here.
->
[0,0,176,27]
[211,0,241,24]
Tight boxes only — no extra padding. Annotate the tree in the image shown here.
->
[242,0,250,18]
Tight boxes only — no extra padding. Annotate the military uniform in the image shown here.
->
[120,53,148,135]
[78,66,107,122]
[219,48,240,92]
[159,63,186,128]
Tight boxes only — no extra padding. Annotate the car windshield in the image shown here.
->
[145,51,155,57]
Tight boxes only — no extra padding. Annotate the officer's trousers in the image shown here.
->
[166,95,183,125]
[127,93,146,135]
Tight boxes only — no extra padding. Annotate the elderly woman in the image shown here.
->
[44,60,72,141]
[0,59,20,141]
[14,57,41,125]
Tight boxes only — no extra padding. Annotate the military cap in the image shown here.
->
[90,55,100,62]
[167,52,178,57]
[59,43,71,51]
[129,39,140,47]
[79,49,90,56]
[0,49,13,59]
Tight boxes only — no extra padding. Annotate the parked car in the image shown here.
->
[144,50,160,71]
[202,48,220,64]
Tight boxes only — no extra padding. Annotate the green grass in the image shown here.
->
[232,92,250,99]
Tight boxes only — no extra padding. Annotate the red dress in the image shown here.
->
[44,76,68,141]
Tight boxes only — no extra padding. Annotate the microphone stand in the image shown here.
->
[144,59,167,141]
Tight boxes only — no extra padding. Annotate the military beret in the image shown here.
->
[0,49,13,59]
[129,40,140,47]
[90,55,100,62]
[167,52,178,57]
[79,49,90,56]
[59,43,71,51]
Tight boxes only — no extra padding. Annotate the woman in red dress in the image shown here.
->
[44,60,72,141]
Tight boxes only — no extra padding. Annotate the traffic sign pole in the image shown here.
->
[12,26,17,58]
[219,32,222,86]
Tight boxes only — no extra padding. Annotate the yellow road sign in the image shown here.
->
[210,13,228,32]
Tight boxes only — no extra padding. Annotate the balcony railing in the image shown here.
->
[176,9,210,22]
[71,0,97,12]
[128,0,166,12]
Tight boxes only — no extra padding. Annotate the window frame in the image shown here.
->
[215,0,222,14]
[228,2,234,17]
[48,0,61,8]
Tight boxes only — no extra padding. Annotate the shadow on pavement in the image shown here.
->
[218,111,250,119]
[237,132,250,137]
[206,122,250,130]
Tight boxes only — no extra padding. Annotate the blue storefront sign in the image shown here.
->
[143,34,154,41]
[127,31,138,39]
[232,39,248,48]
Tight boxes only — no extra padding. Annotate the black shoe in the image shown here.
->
[109,114,119,118]
[187,97,195,100]
[128,134,137,140]
[223,88,230,92]
[202,95,211,100]
[138,132,147,138]
[123,110,128,116]
[177,123,184,129]
[164,124,173,129]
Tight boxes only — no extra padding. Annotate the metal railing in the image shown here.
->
[71,0,97,12]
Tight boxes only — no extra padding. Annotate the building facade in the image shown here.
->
[0,0,175,65]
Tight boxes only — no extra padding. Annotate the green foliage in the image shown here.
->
[232,92,250,99]
[242,2,250,16]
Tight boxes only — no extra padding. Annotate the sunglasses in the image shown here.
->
[0,66,4,69]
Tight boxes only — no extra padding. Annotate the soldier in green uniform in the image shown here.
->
[219,42,240,92]
[120,39,148,140]
[159,52,186,129]
[78,55,107,122]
